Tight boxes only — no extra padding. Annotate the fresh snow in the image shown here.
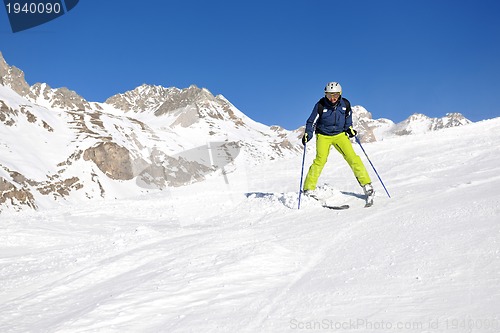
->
[1,118,500,332]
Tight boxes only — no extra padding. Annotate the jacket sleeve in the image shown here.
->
[344,99,353,130]
[305,103,320,139]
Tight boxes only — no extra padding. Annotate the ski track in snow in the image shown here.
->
[1,119,500,332]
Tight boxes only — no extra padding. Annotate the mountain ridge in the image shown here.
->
[0,52,302,211]
[0,51,474,211]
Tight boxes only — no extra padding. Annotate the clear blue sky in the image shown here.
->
[1,0,499,129]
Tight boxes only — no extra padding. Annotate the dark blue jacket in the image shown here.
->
[305,97,353,139]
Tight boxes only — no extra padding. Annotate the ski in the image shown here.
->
[323,204,350,210]
[304,191,350,210]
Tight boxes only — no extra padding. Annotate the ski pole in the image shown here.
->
[355,136,391,198]
[298,137,307,209]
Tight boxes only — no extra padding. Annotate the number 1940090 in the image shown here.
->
[6,2,62,14]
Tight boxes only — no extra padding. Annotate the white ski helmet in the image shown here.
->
[324,82,342,94]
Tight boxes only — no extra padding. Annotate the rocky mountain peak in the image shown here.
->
[103,83,247,131]
[105,84,224,115]
[0,52,31,97]
[29,83,93,111]
[0,52,7,82]
[435,113,472,128]
[352,105,372,119]
[0,53,93,111]
[104,84,178,113]
[153,84,218,116]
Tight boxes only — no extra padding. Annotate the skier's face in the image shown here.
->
[326,92,340,103]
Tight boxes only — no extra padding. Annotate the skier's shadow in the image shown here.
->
[244,192,294,208]
[245,192,275,199]
[341,191,365,200]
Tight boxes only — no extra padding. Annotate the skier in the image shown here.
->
[301,82,374,204]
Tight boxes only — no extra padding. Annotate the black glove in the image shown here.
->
[301,133,310,145]
[345,127,357,138]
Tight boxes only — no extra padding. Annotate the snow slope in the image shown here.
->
[1,117,499,333]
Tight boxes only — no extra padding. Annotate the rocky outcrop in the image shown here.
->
[0,177,36,210]
[0,167,85,211]
[83,142,135,180]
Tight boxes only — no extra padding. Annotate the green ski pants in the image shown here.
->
[303,133,371,191]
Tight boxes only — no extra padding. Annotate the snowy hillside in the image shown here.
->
[0,52,302,212]
[1,116,499,332]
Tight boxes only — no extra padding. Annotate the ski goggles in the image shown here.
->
[326,92,341,98]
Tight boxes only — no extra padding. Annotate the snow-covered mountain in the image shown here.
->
[352,105,472,142]
[0,52,301,212]
[0,51,472,211]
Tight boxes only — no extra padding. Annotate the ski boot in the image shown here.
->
[363,183,375,207]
